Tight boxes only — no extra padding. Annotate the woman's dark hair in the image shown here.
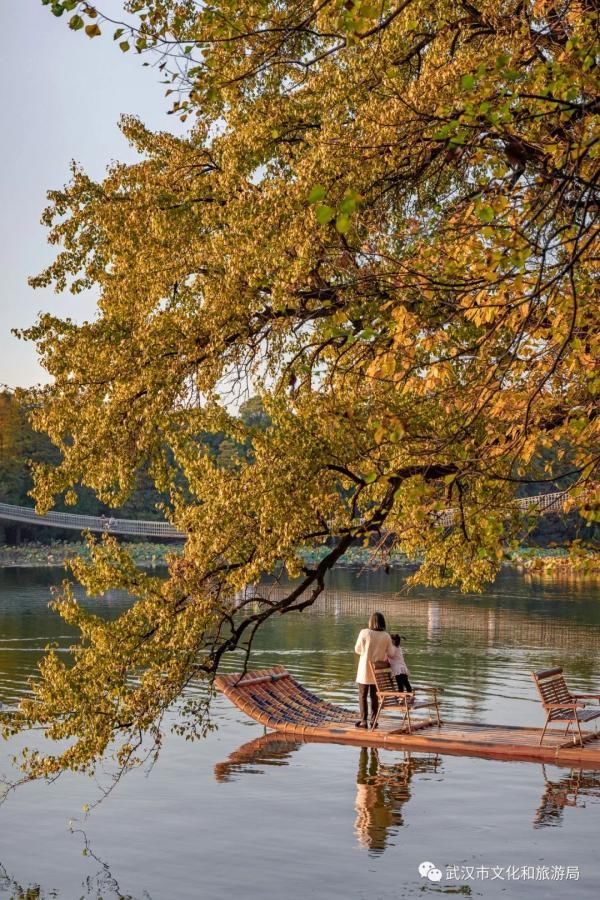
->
[368,611,386,631]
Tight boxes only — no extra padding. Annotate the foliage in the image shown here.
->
[0,390,264,542]
[0,390,61,512]
[515,542,600,577]
[0,539,179,568]
[3,0,599,779]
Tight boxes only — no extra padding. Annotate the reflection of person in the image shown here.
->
[388,634,412,693]
[354,747,415,853]
[354,748,398,852]
[355,612,394,729]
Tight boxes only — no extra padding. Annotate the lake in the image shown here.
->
[1,566,600,899]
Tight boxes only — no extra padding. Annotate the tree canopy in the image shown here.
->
[3,0,599,779]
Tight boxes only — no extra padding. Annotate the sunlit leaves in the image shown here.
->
[476,205,495,224]
[19,0,600,779]
[314,189,361,231]
[307,185,326,204]
[315,204,335,224]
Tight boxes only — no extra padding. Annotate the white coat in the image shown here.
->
[354,628,394,684]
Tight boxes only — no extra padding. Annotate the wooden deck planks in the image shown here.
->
[215,667,600,767]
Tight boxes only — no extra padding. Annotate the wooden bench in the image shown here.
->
[532,667,600,747]
[371,660,441,733]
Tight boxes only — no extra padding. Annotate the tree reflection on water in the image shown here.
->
[0,836,153,900]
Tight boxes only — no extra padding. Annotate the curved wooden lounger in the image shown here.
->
[215,666,600,766]
[215,665,358,733]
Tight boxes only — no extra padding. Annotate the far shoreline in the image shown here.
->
[1,541,598,580]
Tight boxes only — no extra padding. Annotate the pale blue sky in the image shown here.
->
[0,1,181,388]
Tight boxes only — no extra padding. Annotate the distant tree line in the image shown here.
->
[0,389,594,548]
[0,391,269,544]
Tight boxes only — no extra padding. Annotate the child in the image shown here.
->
[388,634,412,692]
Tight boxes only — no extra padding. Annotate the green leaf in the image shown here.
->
[308,185,326,205]
[432,122,457,141]
[335,212,350,233]
[113,28,125,40]
[363,472,378,484]
[63,0,77,9]
[477,205,495,223]
[69,14,84,30]
[119,41,130,52]
[339,193,358,215]
[52,3,64,16]
[461,74,476,91]
[315,204,335,225]
[85,23,102,38]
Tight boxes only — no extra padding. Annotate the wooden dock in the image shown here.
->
[215,666,600,767]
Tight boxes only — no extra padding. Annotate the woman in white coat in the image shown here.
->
[354,611,394,728]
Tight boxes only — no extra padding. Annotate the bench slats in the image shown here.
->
[532,667,600,747]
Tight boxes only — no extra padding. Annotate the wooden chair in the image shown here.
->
[370,660,441,733]
[532,667,600,747]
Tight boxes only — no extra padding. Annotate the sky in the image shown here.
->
[0,1,182,389]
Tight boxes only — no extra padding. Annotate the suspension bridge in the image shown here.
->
[0,502,184,539]
[0,489,586,539]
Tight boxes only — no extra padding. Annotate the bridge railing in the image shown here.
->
[433,489,577,527]
[0,487,590,539]
[0,502,184,539]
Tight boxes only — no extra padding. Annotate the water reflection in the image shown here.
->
[354,747,441,854]
[214,734,441,853]
[3,568,600,898]
[216,733,600,850]
[1,835,153,900]
[214,733,301,783]
[534,766,600,829]
[0,863,43,900]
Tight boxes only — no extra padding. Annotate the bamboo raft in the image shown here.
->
[215,666,600,767]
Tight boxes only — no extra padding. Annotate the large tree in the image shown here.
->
[3,0,598,778]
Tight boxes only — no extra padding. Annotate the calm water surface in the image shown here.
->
[1,566,600,899]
